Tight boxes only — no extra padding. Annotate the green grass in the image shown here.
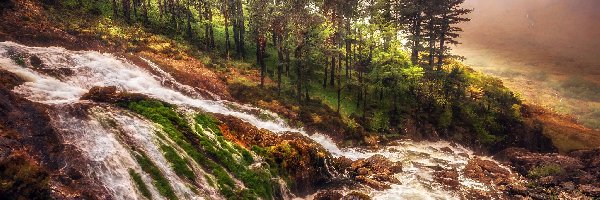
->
[128,169,153,199]
[134,152,178,200]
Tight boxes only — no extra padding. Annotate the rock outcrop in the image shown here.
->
[348,155,402,190]
[496,147,600,198]
[0,70,108,199]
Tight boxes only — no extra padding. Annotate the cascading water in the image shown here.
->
[0,41,512,199]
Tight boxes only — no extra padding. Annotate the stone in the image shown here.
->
[30,55,43,68]
[440,147,454,154]
[314,191,343,200]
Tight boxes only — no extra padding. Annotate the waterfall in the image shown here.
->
[0,41,511,200]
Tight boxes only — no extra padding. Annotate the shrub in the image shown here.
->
[528,164,563,178]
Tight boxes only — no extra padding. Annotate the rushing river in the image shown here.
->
[0,41,509,199]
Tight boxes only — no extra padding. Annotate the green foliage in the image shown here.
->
[128,169,152,199]
[369,111,389,132]
[528,164,563,178]
[134,152,178,200]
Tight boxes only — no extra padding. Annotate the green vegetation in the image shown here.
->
[45,0,532,149]
[133,152,178,200]
[128,169,153,199]
[6,50,26,67]
[126,99,275,199]
[193,115,274,199]
[195,113,222,135]
[160,144,195,181]
[528,164,564,178]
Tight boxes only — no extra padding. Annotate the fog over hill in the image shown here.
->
[454,0,600,129]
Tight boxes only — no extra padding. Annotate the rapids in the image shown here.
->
[0,41,511,199]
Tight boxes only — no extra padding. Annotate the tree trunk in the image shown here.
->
[258,36,266,87]
[411,16,422,65]
[132,0,138,19]
[284,49,290,76]
[143,0,149,24]
[427,20,436,69]
[122,0,130,23]
[112,0,118,18]
[295,48,302,101]
[186,5,192,37]
[345,17,351,78]
[277,35,283,95]
[437,16,448,69]
[224,4,230,58]
[330,56,335,87]
[323,57,328,88]
[236,0,246,59]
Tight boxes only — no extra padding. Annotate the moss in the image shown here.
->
[528,164,563,178]
[194,113,222,135]
[128,169,152,199]
[204,175,215,187]
[125,100,272,199]
[160,144,195,181]
[193,123,274,199]
[133,152,178,200]
[8,53,26,67]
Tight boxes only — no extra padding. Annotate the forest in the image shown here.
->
[55,0,524,148]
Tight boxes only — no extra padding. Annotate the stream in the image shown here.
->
[0,41,510,199]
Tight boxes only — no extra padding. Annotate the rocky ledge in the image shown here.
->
[496,147,600,198]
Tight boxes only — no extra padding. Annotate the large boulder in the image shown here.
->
[348,154,402,190]
[463,158,511,185]
[80,86,149,104]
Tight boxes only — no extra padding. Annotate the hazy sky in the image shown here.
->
[456,0,600,76]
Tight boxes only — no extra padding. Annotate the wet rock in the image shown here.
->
[0,73,109,199]
[80,86,149,104]
[348,154,402,190]
[463,158,510,185]
[314,190,343,200]
[440,147,454,154]
[355,175,390,190]
[0,69,24,89]
[433,168,460,189]
[579,184,600,197]
[342,191,371,200]
[30,55,43,68]
[507,184,528,196]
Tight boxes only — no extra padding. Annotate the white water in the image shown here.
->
[0,42,508,199]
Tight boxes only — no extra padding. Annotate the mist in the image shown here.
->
[454,0,600,129]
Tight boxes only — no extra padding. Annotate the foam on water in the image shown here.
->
[0,41,298,133]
